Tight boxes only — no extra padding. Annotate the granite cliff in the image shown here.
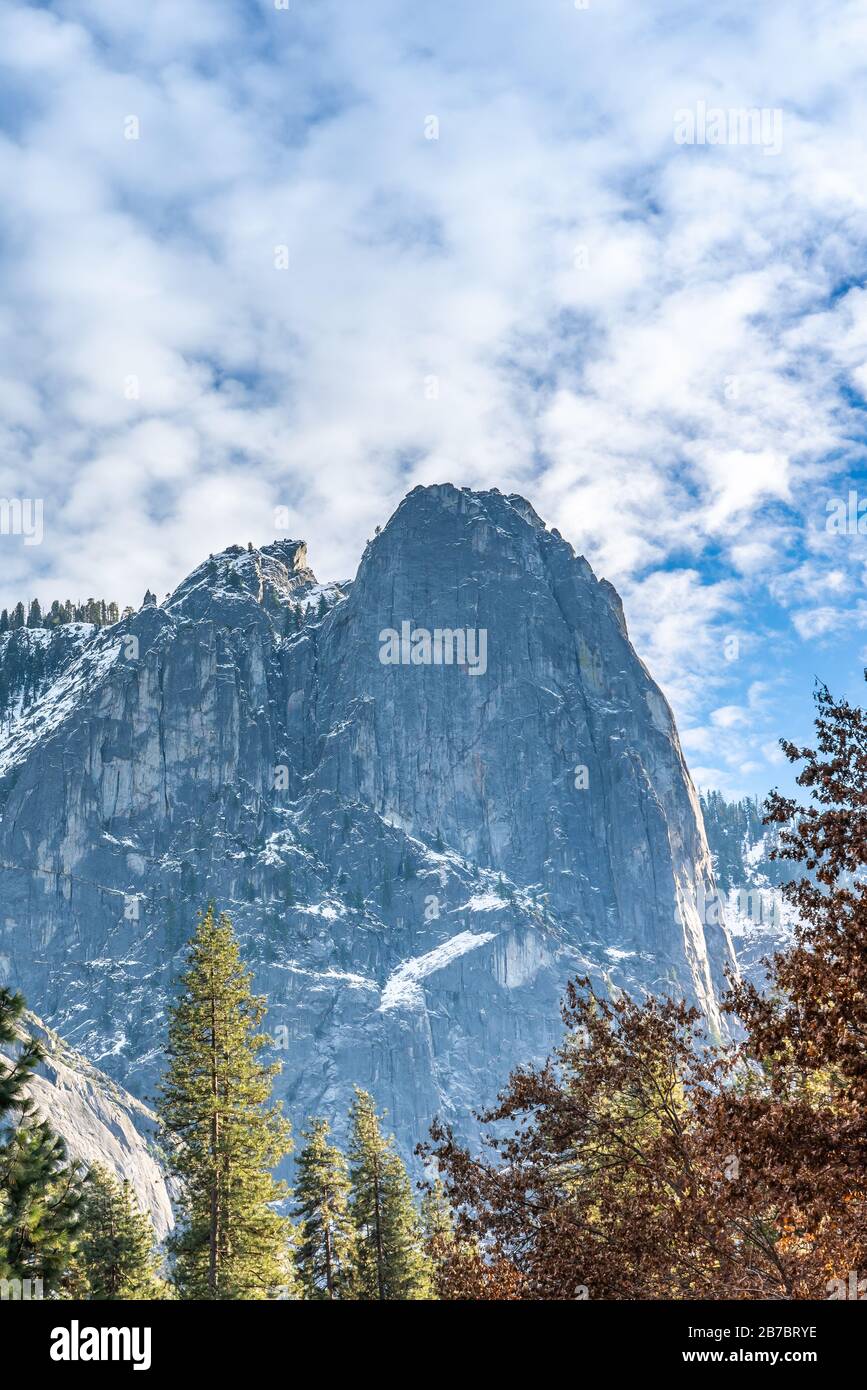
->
[0,484,736,1167]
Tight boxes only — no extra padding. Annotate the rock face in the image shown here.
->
[1,1015,173,1240]
[701,791,798,991]
[0,485,735,1168]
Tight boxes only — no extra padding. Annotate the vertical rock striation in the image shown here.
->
[0,485,735,1168]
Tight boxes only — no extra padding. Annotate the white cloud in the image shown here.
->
[1,0,867,797]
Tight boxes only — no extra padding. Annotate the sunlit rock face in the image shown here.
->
[0,1015,173,1240]
[0,485,735,1168]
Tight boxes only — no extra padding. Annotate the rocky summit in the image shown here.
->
[0,484,735,1169]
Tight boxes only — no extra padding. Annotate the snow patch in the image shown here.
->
[461,891,509,913]
[380,931,497,1012]
[0,631,123,778]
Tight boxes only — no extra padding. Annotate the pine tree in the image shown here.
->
[293,1119,355,1299]
[347,1088,432,1300]
[420,1175,491,1301]
[0,1122,85,1292]
[420,1175,454,1249]
[0,989,85,1294]
[0,988,41,1121]
[157,905,295,1299]
[75,1164,166,1299]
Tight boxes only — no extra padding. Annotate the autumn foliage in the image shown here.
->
[422,679,867,1299]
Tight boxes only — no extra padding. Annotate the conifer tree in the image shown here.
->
[0,1122,85,1292]
[347,1088,432,1300]
[0,988,40,1122]
[157,905,295,1299]
[76,1164,166,1299]
[0,989,85,1293]
[420,1175,455,1249]
[293,1119,355,1299]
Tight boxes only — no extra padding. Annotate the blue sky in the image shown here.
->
[2,0,867,800]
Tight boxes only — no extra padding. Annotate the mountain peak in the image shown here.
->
[0,484,734,1168]
[359,482,609,623]
[389,482,549,539]
[162,537,320,623]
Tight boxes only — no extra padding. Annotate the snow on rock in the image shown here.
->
[460,892,509,912]
[0,628,123,781]
[0,485,736,1171]
[380,931,498,1011]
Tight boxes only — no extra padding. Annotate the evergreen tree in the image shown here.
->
[347,1088,432,1300]
[0,989,85,1294]
[157,905,295,1299]
[0,595,119,636]
[282,604,302,637]
[0,988,40,1121]
[293,1119,355,1300]
[0,1122,85,1293]
[420,1175,490,1301]
[75,1164,166,1299]
[420,1175,455,1249]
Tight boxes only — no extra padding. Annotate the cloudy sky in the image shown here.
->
[1,0,867,798]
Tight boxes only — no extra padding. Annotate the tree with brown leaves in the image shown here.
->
[716,678,867,1298]
[423,679,867,1300]
[422,981,811,1299]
